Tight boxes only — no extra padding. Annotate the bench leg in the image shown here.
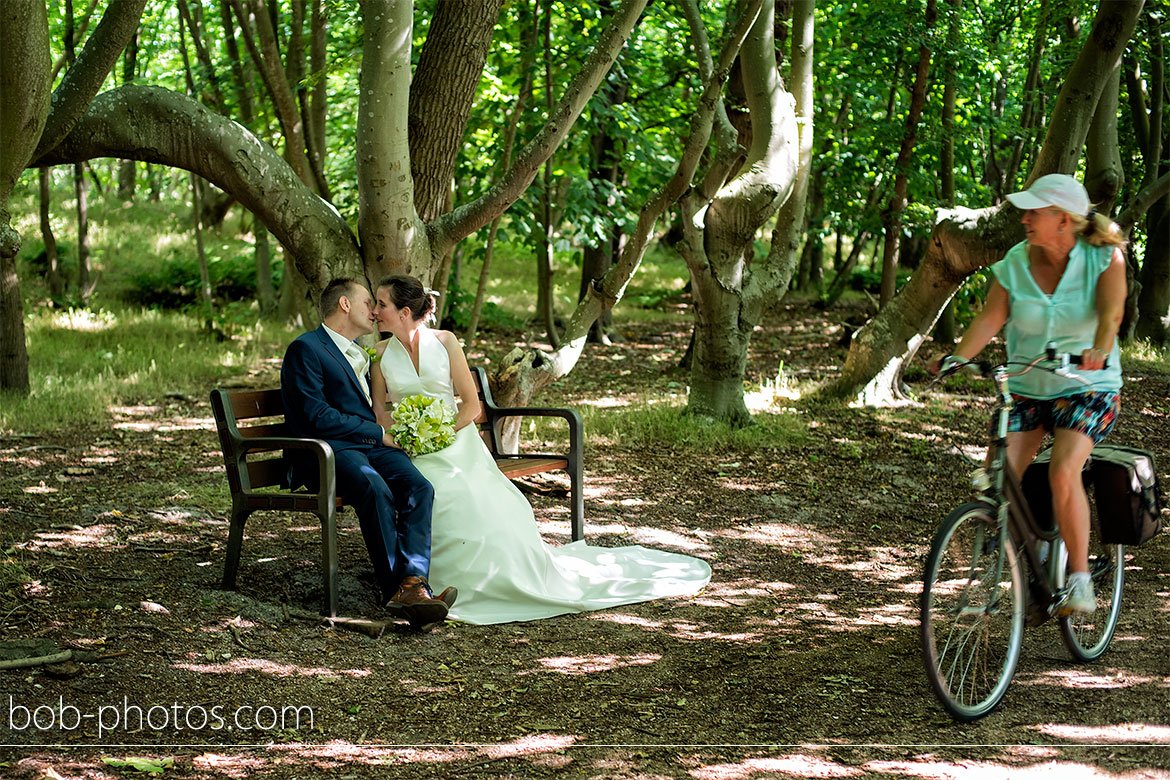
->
[320,507,339,617]
[570,466,585,542]
[221,505,252,590]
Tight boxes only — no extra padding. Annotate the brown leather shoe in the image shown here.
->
[436,586,458,609]
[390,576,448,630]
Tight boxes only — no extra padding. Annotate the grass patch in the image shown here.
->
[580,398,809,452]
[1,305,300,434]
[1122,340,1170,376]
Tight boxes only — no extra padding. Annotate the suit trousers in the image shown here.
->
[333,446,434,599]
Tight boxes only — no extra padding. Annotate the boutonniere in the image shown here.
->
[364,346,380,364]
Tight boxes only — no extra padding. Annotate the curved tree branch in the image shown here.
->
[34,85,360,295]
[429,0,650,258]
[34,0,148,160]
[1117,170,1170,231]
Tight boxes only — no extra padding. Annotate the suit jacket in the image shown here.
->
[280,326,383,490]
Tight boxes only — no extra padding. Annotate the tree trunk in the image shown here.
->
[0,3,52,394]
[38,85,362,292]
[254,219,276,315]
[465,0,539,345]
[933,0,962,345]
[1132,10,1168,343]
[356,0,430,280]
[191,173,213,327]
[39,168,64,298]
[769,0,814,299]
[117,25,138,200]
[879,0,936,308]
[1084,58,1123,211]
[579,64,629,345]
[680,0,799,424]
[74,162,94,300]
[409,0,506,224]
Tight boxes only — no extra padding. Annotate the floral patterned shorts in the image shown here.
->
[1007,391,1120,444]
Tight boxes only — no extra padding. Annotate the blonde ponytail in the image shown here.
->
[1068,209,1125,248]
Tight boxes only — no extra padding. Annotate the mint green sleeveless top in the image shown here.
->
[991,239,1122,399]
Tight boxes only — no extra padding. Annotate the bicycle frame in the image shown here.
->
[961,359,1073,617]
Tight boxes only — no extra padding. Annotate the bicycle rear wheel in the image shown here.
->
[1059,538,1125,662]
[921,502,1026,720]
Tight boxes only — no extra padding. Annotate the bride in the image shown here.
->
[369,274,711,625]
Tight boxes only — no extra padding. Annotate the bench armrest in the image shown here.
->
[224,435,336,512]
[484,406,583,469]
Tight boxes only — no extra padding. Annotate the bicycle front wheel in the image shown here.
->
[1059,540,1125,662]
[920,502,1026,721]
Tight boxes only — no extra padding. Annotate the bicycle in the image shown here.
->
[919,352,1126,721]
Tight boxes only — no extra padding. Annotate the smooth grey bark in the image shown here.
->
[677,0,798,424]
[768,0,814,299]
[356,0,429,277]
[37,85,361,293]
[1,2,53,394]
[34,0,150,161]
[822,0,1144,403]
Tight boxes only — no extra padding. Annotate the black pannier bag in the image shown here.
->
[1021,444,1162,546]
[1089,444,1162,546]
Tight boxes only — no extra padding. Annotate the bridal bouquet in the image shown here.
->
[389,394,456,456]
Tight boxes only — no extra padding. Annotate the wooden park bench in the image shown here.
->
[210,367,584,617]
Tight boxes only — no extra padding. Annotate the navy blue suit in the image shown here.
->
[281,326,434,600]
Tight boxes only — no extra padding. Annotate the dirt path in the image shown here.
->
[2,303,1168,778]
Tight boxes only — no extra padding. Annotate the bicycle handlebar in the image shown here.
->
[935,351,1103,385]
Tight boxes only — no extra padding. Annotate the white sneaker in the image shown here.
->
[1058,572,1096,616]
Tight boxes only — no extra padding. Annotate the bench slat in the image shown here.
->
[238,422,292,440]
[496,457,570,479]
[246,457,289,489]
[229,389,285,421]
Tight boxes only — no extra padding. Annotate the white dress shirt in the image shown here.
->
[322,324,372,405]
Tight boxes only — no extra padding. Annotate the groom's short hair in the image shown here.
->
[320,278,359,317]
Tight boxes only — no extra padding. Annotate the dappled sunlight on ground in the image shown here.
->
[530,653,660,675]
[718,523,835,549]
[265,734,579,765]
[1024,669,1162,691]
[690,753,865,779]
[861,757,1157,778]
[1034,723,1170,744]
[19,524,120,550]
[173,658,372,678]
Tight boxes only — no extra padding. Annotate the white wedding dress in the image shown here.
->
[379,328,712,624]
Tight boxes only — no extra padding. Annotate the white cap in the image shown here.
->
[1006,174,1090,215]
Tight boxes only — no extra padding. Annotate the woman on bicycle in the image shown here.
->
[932,173,1126,615]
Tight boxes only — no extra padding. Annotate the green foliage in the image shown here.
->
[125,252,280,308]
[438,281,525,333]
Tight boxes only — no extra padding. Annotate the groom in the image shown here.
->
[280,278,454,630]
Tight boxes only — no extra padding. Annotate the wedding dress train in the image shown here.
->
[379,328,712,624]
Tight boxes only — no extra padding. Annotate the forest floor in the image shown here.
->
[2,298,1169,779]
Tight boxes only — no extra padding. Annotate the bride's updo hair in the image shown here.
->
[377,274,438,324]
